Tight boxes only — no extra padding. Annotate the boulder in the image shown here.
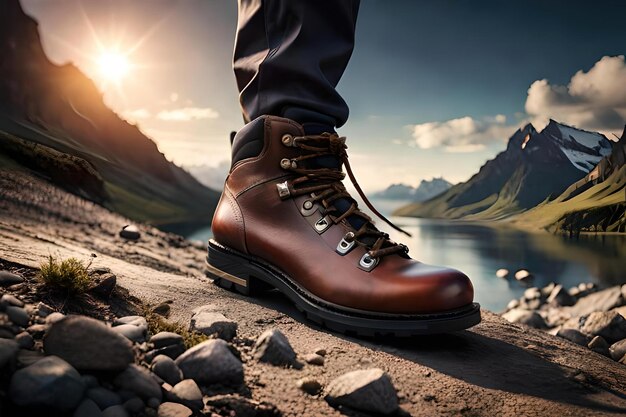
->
[175,339,243,385]
[167,379,203,409]
[10,356,85,409]
[566,286,624,318]
[151,354,183,385]
[325,368,398,415]
[44,316,134,371]
[114,364,162,401]
[579,311,626,343]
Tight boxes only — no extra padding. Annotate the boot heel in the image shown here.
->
[206,242,271,296]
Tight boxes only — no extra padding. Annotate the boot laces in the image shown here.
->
[279,132,411,260]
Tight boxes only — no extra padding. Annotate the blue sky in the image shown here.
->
[21,0,626,190]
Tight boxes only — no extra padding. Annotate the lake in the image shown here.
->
[183,198,626,312]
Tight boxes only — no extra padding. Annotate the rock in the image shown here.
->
[114,315,148,328]
[167,379,203,409]
[120,225,141,240]
[91,274,117,298]
[495,268,509,278]
[609,339,626,361]
[102,405,129,417]
[303,353,325,366]
[6,305,29,327]
[567,286,624,318]
[15,331,34,349]
[579,311,626,343]
[547,284,576,307]
[523,287,541,300]
[147,397,162,409]
[26,323,48,338]
[114,364,163,401]
[74,399,103,417]
[146,344,186,362]
[46,312,66,324]
[36,302,55,318]
[556,329,591,347]
[587,336,611,356]
[152,302,171,318]
[253,328,298,366]
[0,338,19,368]
[10,355,85,409]
[16,348,45,367]
[87,387,123,409]
[44,315,134,371]
[1,293,24,307]
[158,402,193,417]
[81,374,100,388]
[514,269,532,281]
[501,309,547,328]
[175,339,243,385]
[325,368,398,415]
[541,282,557,297]
[123,397,144,413]
[113,323,147,343]
[0,270,24,287]
[314,348,327,356]
[506,299,520,310]
[151,354,183,385]
[297,377,322,395]
[612,305,626,320]
[150,332,184,349]
[190,310,237,340]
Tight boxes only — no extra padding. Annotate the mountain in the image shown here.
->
[511,126,626,233]
[394,120,614,220]
[0,0,219,227]
[373,177,452,201]
[187,161,230,191]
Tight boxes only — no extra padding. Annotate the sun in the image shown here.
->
[97,52,130,82]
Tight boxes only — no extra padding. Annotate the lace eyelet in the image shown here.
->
[281,134,295,147]
[276,181,290,199]
[358,253,379,272]
[336,232,356,255]
[314,215,331,234]
[280,158,292,169]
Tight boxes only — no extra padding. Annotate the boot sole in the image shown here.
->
[206,239,481,337]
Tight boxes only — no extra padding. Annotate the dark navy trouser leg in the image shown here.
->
[234,0,360,129]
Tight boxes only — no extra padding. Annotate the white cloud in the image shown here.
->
[124,108,152,122]
[525,55,626,133]
[409,114,511,152]
[157,107,220,121]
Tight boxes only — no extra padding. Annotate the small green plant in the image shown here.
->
[39,256,91,294]
[144,308,208,349]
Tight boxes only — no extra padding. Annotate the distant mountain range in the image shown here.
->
[0,0,219,227]
[373,177,452,201]
[395,120,625,232]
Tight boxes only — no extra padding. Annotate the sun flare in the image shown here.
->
[97,52,130,82]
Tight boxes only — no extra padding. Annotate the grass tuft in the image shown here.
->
[144,309,208,349]
[39,256,91,294]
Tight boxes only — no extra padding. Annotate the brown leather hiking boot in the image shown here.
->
[207,115,480,336]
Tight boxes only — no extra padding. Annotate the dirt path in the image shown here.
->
[2,168,626,416]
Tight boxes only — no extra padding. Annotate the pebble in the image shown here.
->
[152,302,171,318]
[74,398,104,417]
[36,302,55,317]
[1,294,24,307]
[0,338,19,368]
[46,312,66,324]
[150,331,184,349]
[146,344,186,362]
[556,328,591,347]
[579,311,626,343]
[506,299,520,310]
[325,368,398,415]
[495,268,509,278]
[26,324,48,338]
[588,335,611,357]
[91,274,117,298]
[297,377,322,395]
[15,331,34,349]
[253,328,298,367]
[158,402,193,417]
[0,271,24,287]
[124,397,145,413]
[120,225,141,240]
[190,310,237,340]
[9,355,86,410]
[44,315,134,371]
[609,338,626,361]
[102,405,129,417]
[523,287,541,300]
[167,379,203,409]
[502,309,547,328]
[303,353,325,366]
[314,348,327,356]
[547,284,576,307]
[175,339,244,385]
[514,269,532,281]
[114,364,163,401]
[6,306,29,327]
[151,354,183,385]
[114,315,148,328]
[113,323,147,343]
[87,387,123,409]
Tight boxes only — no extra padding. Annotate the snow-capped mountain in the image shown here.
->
[374,177,452,201]
[394,120,615,219]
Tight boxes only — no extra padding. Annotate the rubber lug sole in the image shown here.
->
[206,239,481,337]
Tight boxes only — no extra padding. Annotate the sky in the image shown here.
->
[21,0,626,191]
